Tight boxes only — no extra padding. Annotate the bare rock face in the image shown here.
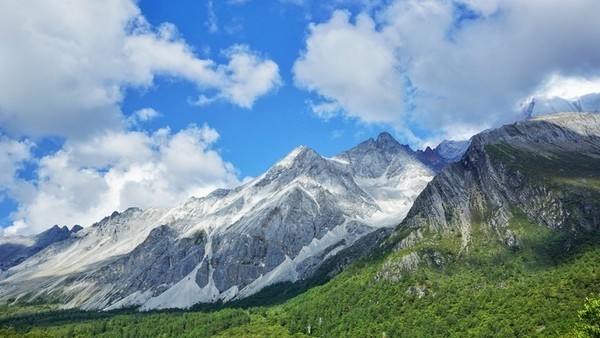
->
[396,112,600,253]
[0,133,434,310]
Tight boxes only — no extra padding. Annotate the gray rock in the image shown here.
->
[398,112,600,253]
[0,132,434,310]
[0,224,80,271]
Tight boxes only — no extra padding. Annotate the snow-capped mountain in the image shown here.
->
[521,93,600,118]
[0,133,434,311]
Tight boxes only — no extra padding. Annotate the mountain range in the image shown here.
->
[0,132,438,310]
[0,110,598,327]
[271,111,600,336]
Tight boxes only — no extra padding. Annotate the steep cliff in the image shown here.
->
[381,112,600,281]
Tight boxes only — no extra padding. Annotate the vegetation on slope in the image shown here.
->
[1,218,598,337]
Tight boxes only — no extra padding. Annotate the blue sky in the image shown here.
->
[1,0,600,235]
[125,0,391,176]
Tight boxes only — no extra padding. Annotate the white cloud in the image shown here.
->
[529,74,600,101]
[0,135,36,213]
[294,0,600,143]
[219,46,282,108]
[127,108,162,127]
[0,0,281,139]
[294,10,404,124]
[206,0,219,33]
[0,1,281,235]
[1,220,28,237]
[309,100,343,120]
[123,30,281,108]
[192,46,282,108]
[0,135,33,189]
[7,125,240,235]
[456,0,501,16]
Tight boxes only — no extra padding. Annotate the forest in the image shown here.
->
[1,224,599,337]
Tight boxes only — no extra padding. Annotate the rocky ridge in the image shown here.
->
[379,112,600,281]
[0,225,81,272]
[0,133,434,310]
[416,139,470,172]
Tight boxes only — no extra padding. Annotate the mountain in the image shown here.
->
[398,112,600,248]
[3,112,598,336]
[0,133,434,311]
[416,139,470,172]
[254,111,600,336]
[0,225,81,272]
[521,93,600,119]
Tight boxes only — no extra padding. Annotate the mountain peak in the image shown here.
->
[374,132,405,151]
[376,132,395,144]
[276,145,320,168]
[346,132,408,156]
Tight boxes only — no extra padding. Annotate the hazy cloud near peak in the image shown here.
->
[294,0,600,145]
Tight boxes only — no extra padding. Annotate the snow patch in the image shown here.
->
[220,285,239,302]
[355,164,433,228]
[294,224,348,264]
[275,146,310,168]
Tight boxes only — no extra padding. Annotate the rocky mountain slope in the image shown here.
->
[382,112,600,280]
[0,133,434,310]
[253,111,600,336]
[0,225,81,272]
[1,113,599,336]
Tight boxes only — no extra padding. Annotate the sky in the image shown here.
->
[1,0,600,235]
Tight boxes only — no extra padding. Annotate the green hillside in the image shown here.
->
[1,219,598,337]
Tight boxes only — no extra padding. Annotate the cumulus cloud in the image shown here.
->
[294,10,404,124]
[0,135,33,190]
[193,46,282,108]
[127,108,162,127]
[0,135,36,236]
[294,0,600,143]
[0,0,280,139]
[1,220,28,237]
[7,125,240,235]
[0,0,279,235]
